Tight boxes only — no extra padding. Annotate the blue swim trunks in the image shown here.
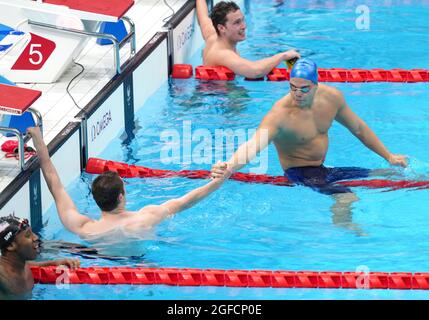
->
[284,165,371,195]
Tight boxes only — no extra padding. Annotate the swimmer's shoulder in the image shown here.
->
[0,266,7,291]
[271,95,294,116]
[203,37,219,63]
[127,205,170,229]
[318,84,344,104]
[260,96,293,132]
[204,42,239,66]
[0,267,13,296]
[205,33,218,45]
[137,204,167,215]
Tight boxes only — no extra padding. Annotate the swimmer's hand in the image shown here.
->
[283,50,301,62]
[26,126,42,139]
[388,154,408,168]
[51,258,81,270]
[211,161,232,180]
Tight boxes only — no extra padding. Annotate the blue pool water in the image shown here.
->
[36,0,429,299]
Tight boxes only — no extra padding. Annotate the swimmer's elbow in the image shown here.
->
[352,121,366,137]
[233,63,264,79]
[244,66,265,79]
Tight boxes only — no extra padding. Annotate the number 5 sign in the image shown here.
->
[12,33,56,70]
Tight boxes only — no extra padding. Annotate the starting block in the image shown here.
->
[0,0,136,83]
[0,82,43,170]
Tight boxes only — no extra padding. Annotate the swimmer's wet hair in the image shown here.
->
[92,171,125,212]
[210,1,240,35]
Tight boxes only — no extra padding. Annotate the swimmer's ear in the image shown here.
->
[217,24,227,34]
[4,241,18,253]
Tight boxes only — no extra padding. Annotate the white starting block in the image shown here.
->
[0,0,136,83]
[0,83,43,170]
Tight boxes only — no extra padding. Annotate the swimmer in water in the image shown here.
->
[196,0,300,78]
[211,58,407,234]
[0,215,79,299]
[27,127,231,240]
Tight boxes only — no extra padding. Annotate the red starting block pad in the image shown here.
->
[44,0,135,19]
[0,84,41,115]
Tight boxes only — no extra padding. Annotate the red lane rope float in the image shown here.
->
[195,66,235,81]
[30,266,429,289]
[267,68,289,81]
[86,158,292,186]
[174,65,429,82]
[337,179,429,191]
[171,64,193,79]
[85,158,429,191]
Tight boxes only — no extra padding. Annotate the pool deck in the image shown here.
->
[0,0,188,191]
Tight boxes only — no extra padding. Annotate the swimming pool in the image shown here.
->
[35,0,429,299]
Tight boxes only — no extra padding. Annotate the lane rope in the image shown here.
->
[172,64,429,82]
[31,266,429,289]
[86,158,429,191]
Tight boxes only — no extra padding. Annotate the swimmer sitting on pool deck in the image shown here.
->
[27,127,230,240]
[197,0,300,78]
[211,58,407,230]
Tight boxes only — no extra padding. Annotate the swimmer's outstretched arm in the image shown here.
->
[27,127,92,236]
[219,49,300,79]
[211,108,280,178]
[196,0,217,40]
[334,91,408,167]
[138,177,229,227]
[27,259,80,269]
[162,177,227,214]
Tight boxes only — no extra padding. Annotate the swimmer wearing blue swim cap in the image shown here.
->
[290,58,318,84]
[289,58,318,107]
[212,58,408,227]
